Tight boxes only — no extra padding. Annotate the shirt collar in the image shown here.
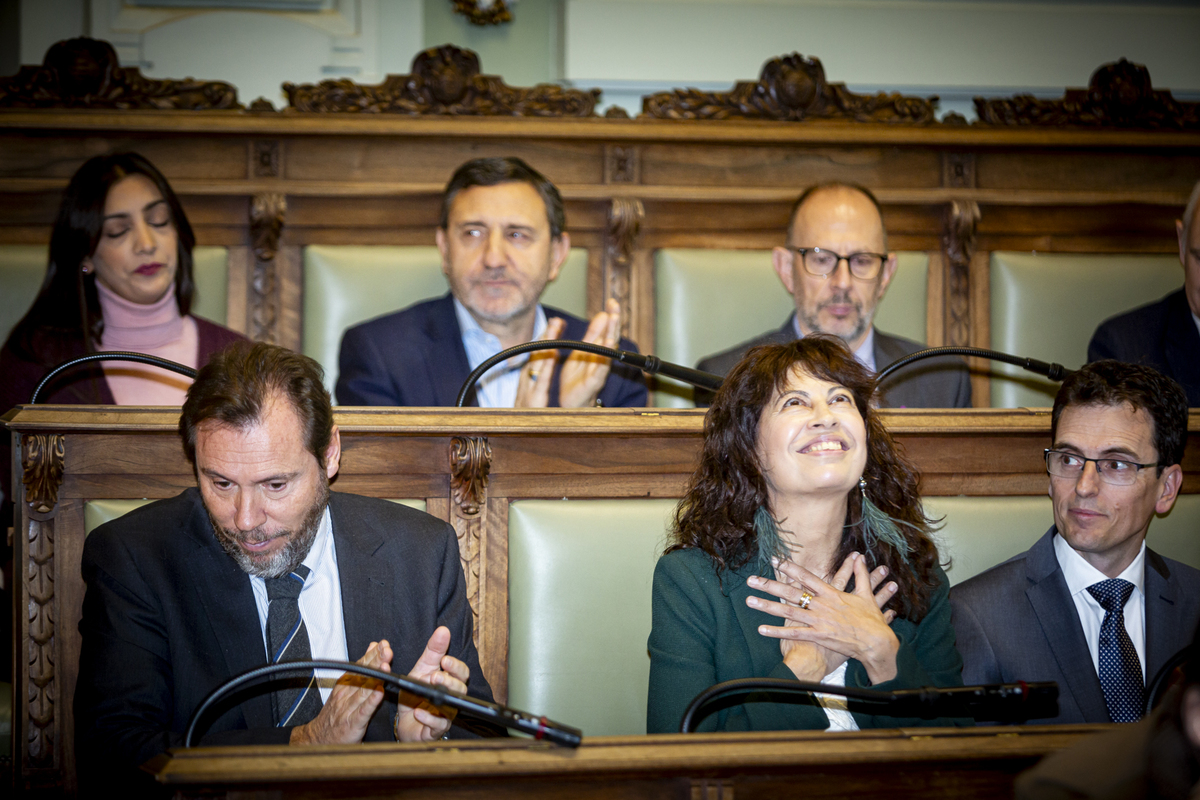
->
[1053,529,1146,599]
[453,296,548,369]
[300,505,334,579]
[790,314,877,372]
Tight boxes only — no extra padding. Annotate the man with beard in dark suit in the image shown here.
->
[695,183,970,408]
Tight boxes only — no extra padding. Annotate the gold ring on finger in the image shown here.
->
[798,591,813,610]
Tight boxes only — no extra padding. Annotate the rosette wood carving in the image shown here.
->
[605,198,644,336]
[942,200,980,348]
[450,436,492,641]
[0,36,240,110]
[284,45,599,117]
[249,192,286,343]
[642,53,937,123]
[976,59,1199,130]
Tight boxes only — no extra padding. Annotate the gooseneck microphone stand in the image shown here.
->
[29,351,199,403]
[186,660,582,747]
[455,339,724,407]
[874,346,1073,389]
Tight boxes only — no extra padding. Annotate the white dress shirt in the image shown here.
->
[1053,532,1147,680]
[250,507,349,702]
[455,297,549,408]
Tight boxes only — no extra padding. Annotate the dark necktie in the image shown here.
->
[1086,578,1144,723]
[265,564,323,727]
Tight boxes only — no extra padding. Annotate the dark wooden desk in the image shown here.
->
[145,726,1105,799]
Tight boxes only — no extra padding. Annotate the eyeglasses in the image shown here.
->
[1043,449,1157,486]
[788,247,887,280]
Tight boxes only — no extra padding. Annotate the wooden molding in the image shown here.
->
[941,200,980,348]
[604,198,644,338]
[283,45,599,117]
[21,433,64,516]
[642,53,937,123]
[0,37,240,110]
[450,436,492,644]
[249,192,286,343]
[976,59,1200,130]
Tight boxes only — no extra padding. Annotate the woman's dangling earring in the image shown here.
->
[858,475,913,564]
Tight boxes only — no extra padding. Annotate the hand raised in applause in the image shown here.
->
[514,299,621,408]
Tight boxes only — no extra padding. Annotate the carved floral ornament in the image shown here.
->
[284,44,599,117]
[452,0,514,26]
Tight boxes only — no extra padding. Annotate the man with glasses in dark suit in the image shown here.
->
[695,183,970,407]
[952,361,1200,724]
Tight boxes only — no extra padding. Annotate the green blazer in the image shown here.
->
[647,547,966,733]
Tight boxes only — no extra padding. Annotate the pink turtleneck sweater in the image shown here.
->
[95,280,199,405]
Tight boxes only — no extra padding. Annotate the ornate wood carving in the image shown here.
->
[450,436,492,641]
[604,198,644,336]
[252,140,280,178]
[0,36,240,110]
[21,433,64,516]
[249,192,286,343]
[25,519,57,767]
[975,59,1200,130]
[942,200,980,348]
[452,0,513,26]
[284,45,599,117]
[605,145,640,184]
[642,53,937,123]
[942,153,976,190]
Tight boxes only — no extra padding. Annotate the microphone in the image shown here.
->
[455,339,723,407]
[30,351,198,404]
[186,659,583,748]
[874,345,1073,390]
[679,678,1059,732]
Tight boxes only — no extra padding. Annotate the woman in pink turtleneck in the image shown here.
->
[0,152,246,509]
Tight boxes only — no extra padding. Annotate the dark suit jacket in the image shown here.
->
[950,527,1200,724]
[647,547,966,733]
[336,294,648,407]
[74,489,493,782]
[1087,288,1200,407]
[694,316,972,408]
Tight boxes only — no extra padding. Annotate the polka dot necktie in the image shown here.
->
[265,564,323,727]
[1086,579,1144,723]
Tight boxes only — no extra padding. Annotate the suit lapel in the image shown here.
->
[728,563,788,679]
[1144,548,1187,686]
[1024,530,1108,722]
[424,295,477,407]
[330,494,390,660]
[180,489,275,731]
[1162,291,1200,404]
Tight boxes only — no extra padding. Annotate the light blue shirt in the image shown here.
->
[454,297,548,408]
[791,315,877,372]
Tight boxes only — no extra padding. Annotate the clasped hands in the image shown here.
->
[289,625,466,745]
[515,299,622,408]
[747,552,901,686]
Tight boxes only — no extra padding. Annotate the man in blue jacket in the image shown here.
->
[336,157,647,408]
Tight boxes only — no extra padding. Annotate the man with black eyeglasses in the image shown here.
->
[952,361,1200,724]
[694,182,970,407]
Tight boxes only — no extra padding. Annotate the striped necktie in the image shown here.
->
[1086,578,1145,723]
[266,564,323,727]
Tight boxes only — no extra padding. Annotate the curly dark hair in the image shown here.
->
[669,336,942,621]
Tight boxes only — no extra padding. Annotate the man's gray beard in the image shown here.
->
[801,291,871,346]
[208,478,329,579]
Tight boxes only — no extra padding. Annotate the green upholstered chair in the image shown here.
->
[653,249,929,407]
[989,253,1182,408]
[301,245,589,400]
[0,245,230,344]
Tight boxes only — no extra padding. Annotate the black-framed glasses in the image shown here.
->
[788,247,887,280]
[1043,449,1157,486]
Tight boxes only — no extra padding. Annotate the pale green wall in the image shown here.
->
[423,0,561,86]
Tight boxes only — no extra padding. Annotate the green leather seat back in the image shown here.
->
[989,253,1182,408]
[507,499,674,736]
[83,497,426,535]
[0,245,229,343]
[302,245,589,399]
[653,249,929,407]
